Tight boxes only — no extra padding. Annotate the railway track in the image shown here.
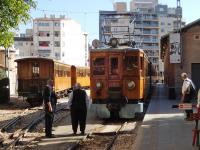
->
[68,121,134,150]
[0,102,69,150]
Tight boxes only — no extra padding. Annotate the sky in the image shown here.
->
[19,0,200,43]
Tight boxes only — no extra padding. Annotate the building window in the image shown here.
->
[38,31,50,37]
[161,22,165,25]
[32,63,39,78]
[194,34,200,40]
[54,31,60,37]
[55,52,60,58]
[17,42,23,46]
[161,28,165,32]
[62,52,65,57]
[38,22,49,26]
[39,41,50,47]
[159,8,164,11]
[54,22,60,27]
[54,41,60,47]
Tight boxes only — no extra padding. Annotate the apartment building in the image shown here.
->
[33,15,86,66]
[99,3,160,70]
[15,15,87,67]
[14,29,34,57]
[133,10,159,69]
[130,0,158,11]
[99,11,134,44]
[99,1,185,79]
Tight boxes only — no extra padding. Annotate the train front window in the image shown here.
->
[32,63,39,78]
[93,58,105,75]
[110,57,119,75]
[125,56,138,70]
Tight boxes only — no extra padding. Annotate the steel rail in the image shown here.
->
[4,104,68,149]
[105,122,127,150]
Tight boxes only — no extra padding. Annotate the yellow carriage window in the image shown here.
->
[125,56,138,70]
[93,58,105,75]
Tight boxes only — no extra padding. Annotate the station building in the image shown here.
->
[161,18,200,99]
[0,48,17,95]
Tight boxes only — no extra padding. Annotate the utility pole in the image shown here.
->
[176,0,183,68]
[83,33,88,66]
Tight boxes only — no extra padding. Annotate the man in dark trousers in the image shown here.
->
[180,72,196,120]
[43,79,55,138]
[68,83,90,135]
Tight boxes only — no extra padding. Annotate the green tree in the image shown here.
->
[0,32,14,49]
[0,0,36,33]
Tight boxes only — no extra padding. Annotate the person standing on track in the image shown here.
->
[43,79,55,138]
[180,72,196,120]
[68,83,90,135]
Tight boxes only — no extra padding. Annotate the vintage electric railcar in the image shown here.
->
[15,57,90,106]
[90,39,153,118]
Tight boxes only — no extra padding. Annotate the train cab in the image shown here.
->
[90,38,151,118]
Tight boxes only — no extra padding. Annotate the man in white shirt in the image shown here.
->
[180,73,195,119]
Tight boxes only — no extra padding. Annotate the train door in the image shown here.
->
[108,53,122,101]
[108,54,121,80]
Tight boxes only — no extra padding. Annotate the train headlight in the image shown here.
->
[96,81,103,89]
[127,81,135,90]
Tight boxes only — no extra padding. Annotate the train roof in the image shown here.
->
[15,56,54,62]
[91,47,150,61]
[90,47,144,52]
[15,56,71,66]
[14,57,90,68]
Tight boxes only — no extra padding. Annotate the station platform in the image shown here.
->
[133,84,198,150]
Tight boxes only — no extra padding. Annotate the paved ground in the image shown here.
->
[34,107,103,150]
[133,84,198,150]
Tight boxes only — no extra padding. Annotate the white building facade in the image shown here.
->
[33,16,86,66]
[14,30,34,57]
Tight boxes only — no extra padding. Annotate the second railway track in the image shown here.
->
[0,102,70,150]
[68,120,138,150]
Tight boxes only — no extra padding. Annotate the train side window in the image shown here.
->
[66,68,71,77]
[125,56,138,70]
[32,63,39,78]
[93,58,105,66]
[110,57,118,75]
[140,57,144,70]
[93,58,105,75]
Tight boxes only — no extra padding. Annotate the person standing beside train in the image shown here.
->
[43,79,55,138]
[68,83,90,135]
[51,88,57,120]
[180,73,196,120]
